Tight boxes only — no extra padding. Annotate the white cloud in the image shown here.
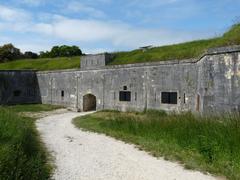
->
[67,1,106,18]
[0,5,31,22]
[34,23,53,34]
[0,4,213,53]
[17,43,54,53]
[52,19,121,41]
[28,17,210,49]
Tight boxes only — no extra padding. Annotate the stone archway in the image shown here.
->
[83,94,96,111]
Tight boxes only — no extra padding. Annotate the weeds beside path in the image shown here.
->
[0,104,62,180]
[73,110,240,180]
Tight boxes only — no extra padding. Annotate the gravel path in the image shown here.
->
[36,111,217,180]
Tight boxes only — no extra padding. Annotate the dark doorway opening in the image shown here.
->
[83,94,96,111]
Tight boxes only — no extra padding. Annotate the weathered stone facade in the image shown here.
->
[0,70,41,105]
[0,46,240,114]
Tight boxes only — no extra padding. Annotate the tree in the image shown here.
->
[39,51,50,58]
[24,51,38,59]
[39,45,82,58]
[0,44,22,63]
[50,46,60,57]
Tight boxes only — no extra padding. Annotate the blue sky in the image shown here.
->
[0,0,239,54]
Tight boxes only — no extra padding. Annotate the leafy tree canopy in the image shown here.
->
[40,45,82,58]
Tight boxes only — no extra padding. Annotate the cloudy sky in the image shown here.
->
[0,0,239,54]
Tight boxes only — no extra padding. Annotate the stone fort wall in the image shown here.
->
[0,46,240,113]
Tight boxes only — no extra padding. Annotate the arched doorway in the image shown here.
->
[83,94,96,111]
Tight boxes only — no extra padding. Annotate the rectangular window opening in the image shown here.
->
[13,90,21,97]
[119,91,131,102]
[123,86,127,90]
[135,92,137,101]
[183,93,186,104]
[161,92,177,104]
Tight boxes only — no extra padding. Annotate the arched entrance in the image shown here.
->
[83,94,96,111]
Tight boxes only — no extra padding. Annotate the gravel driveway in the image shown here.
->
[36,111,217,180]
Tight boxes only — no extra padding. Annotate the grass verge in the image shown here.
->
[0,56,80,71]
[73,110,240,180]
[0,104,61,180]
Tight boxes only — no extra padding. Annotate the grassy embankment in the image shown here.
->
[0,24,240,70]
[0,104,61,180]
[0,56,80,71]
[74,110,240,180]
[110,24,240,65]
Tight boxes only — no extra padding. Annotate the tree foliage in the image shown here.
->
[24,51,38,59]
[0,44,22,63]
[40,45,82,58]
[0,44,82,63]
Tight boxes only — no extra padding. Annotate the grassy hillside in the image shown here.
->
[110,24,240,65]
[74,110,240,180]
[0,104,61,180]
[0,56,80,71]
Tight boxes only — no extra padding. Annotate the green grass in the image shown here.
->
[6,104,62,113]
[0,104,62,180]
[0,56,80,71]
[110,24,240,65]
[73,110,240,180]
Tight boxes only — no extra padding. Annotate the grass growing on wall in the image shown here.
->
[73,110,240,179]
[0,56,80,71]
[0,104,61,180]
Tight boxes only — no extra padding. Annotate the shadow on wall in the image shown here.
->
[0,71,42,105]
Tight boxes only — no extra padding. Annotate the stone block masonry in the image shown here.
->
[0,45,240,114]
